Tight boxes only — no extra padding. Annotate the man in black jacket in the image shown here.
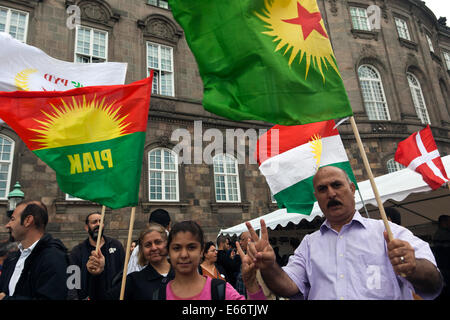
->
[0,201,69,300]
[69,212,125,300]
[216,235,240,288]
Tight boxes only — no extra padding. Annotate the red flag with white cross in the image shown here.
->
[395,125,449,190]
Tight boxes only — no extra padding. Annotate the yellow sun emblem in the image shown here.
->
[309,133,323,171]
[30,96,130,149]
[14,68,37,91]
[255,0,340,80]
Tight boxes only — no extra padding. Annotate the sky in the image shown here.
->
[423,0,450,21]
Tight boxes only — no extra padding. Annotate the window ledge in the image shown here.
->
[141,201,189,213]
[54,200,103,214]
[351,29,379,41]
[210,201,250,214]
[398,38,418,51]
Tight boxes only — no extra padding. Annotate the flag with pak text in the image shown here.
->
[168,0,353,125]
[0,75,153,209]
[256,120,358,214]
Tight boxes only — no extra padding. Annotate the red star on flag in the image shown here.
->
[282,1,328,40]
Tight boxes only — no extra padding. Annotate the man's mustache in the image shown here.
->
[327,199,342,208]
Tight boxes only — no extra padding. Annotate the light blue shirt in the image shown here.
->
[282,212,441,300]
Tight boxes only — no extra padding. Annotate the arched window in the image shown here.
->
[0,135,14,199]
[148,148,179,201]
[407,73,431,124]
[387,158,405,173]
[358,65,390,120]
[213,154,240,202]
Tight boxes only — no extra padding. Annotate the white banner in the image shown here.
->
[0,32,127,92]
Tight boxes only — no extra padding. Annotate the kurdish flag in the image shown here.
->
[0,76,153,209]
[168,0,353,125]
[256,120,357,214]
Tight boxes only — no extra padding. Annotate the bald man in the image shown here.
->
[245,166,443,300]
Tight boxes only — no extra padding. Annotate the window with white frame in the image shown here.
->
[213,154,240,203]
[0,136,14,199]
[0,6,28,42]
[147,42,174,96]
[350,7,371,31]
[426,34,434,52]
[149,148,179,201]
[75,26,108,63]
[358,65,391,120]
[444,51,450,70]
[407,73,431,124]
[394,17,411,41]
[147,0,169,9]
[387,158,405,173]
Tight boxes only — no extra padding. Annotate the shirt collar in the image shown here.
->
[320,211,367,234]
[18,239,40,254]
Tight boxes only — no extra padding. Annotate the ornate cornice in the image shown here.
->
[65,0,120,28]
[137,14,183,45]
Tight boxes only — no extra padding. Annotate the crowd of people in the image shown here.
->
[0,166,448,300]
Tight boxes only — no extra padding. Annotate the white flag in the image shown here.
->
[0,32,127,92]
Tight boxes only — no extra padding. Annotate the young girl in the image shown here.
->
[165,220,265,300]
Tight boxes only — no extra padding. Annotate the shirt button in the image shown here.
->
[340,297,345,300]
[339,253,344,257]
[340,274,344,279]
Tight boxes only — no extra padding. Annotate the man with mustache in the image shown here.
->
[69,212,125,300]
[245,166,443,300]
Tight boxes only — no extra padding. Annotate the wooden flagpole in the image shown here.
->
[119,206,136,300]
[349,116,394,240]
[95,205,107,252]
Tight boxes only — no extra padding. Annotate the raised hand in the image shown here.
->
[245,219,276,270]
[236,240,259,294]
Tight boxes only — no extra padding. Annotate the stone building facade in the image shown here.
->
[0,0,448,249]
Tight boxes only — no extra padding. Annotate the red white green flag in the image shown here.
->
[0,76,153,209]
[256,120,358,214]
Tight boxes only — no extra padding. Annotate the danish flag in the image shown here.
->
[395,125,449,190]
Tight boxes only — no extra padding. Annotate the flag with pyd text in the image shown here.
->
[0,75,153,209]
[256,120,357,214]
[0,32,127,92]
[395,125,449,190]
[168,0,353,125]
